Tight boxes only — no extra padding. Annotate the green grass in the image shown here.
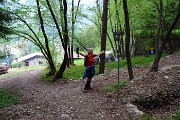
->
[43,55,162,81]
[74,59,84,66]
[60,65,100,80]
[104,55,156,70]
[0,88,19,108]
[103,80,127,93]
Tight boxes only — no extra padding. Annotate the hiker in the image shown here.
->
[79,48,105,93]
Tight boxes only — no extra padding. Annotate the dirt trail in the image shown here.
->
[0,69,126,120]
[0,53,179,120]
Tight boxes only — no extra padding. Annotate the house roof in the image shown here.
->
[13,52,44,63]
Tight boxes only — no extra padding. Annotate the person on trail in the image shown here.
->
[79,48,105,93]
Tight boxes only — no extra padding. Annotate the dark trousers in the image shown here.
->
[84,68,93,90]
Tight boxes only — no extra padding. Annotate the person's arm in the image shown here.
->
[96,50,105,56]
[79,52,87,57]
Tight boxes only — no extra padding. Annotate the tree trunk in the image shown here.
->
[71,0,75,65]
[122,0,134,80]
[67,45,71,67]
[150,6,180,72]
[36,0,56,75]
[121,35,125,59]
[70,0,81,65]
[53,51,68,80]
[107,32,116,57]
[155,0,163,56]
[53,0,69,80]
[109,12,118,57]
[114,0,125,59]
[96,0,102,46]
[99,0,108,74]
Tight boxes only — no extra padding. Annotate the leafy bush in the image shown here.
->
[11,62,24,68]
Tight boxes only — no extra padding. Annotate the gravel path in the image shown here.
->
[0,69,127,120]
[0,53,179,120]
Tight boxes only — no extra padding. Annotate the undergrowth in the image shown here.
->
[103,80,127,93]
[0,88,19,108]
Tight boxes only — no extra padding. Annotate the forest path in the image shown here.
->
[0,53,179,120]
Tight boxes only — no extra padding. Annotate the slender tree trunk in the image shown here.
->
[109,12,118,56]
[150,6,180,72]
[122,0,134,80]
[71,0,75,65]
[121,35,125,59]
[99,0,108,74]
[67,46,71,67]
[155,0,163,56]
[36,0,56,75]
[53,0,69,80]
[96,0,102,46]
[107,32,116,57]
[114,0,125,59]
[70,0,81,65]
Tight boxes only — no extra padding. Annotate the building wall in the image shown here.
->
[25,56,45,66]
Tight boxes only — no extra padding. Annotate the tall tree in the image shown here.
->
[155,0,163,56]
[122,0,134,80]
[36,0,56,75]
[53,0,69,81]
[71,0,81,65]
[150,3,180,72]
[99,0,108,74]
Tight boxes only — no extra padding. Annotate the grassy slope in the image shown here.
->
[63,55,156,80]
[42,55,157,81]
[0,88,19,108]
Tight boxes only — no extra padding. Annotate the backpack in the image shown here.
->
[84,55,88,67]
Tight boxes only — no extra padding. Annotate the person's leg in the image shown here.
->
[85,78,91,90]
[84,68,93,90]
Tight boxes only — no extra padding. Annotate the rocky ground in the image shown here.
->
[0,53,179,120]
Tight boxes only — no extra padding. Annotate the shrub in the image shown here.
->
[11,62,24,68]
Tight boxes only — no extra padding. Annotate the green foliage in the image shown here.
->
[0,88,19,108]
[0,0,14,38]
[172,110,180,120]
[103,80,127,93]
[41,68,54,82]
[11,61,24,68]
